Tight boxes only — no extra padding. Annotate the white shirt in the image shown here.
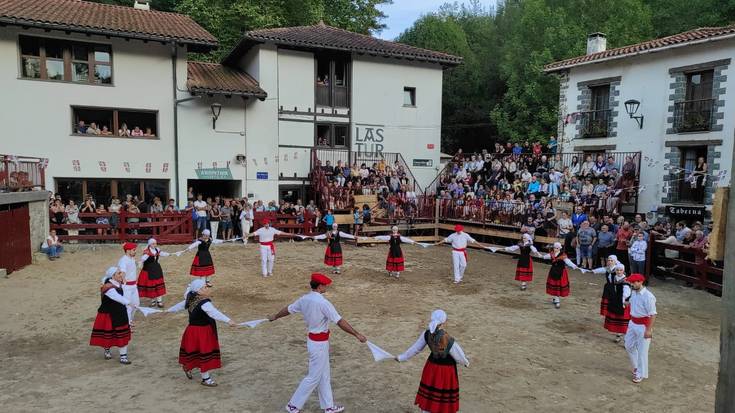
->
[629,240,648,262]
[504,244,538,254]
[139,247,170,264]
[443,232,477,249]
[254,227,284,243]
[239,209,254,221]
[193,200,207,217]
[539,253,578,269]
[104,280,130,305]
[629,287,657,318]
[42,235,60,249]
[201,301,231,323]
[374,235,416,244]
[398,333,469,367]
[312,231,357,241]
[288,291,342,334]
[186,238,224,250]
[117,255,137,282]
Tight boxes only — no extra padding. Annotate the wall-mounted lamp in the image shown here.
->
[624,99,644,129]
[210,102,222,130]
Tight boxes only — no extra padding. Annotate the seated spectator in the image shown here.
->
[41,229,63,260]
[76,120,88,134]
[118,122,131,137]
[86,122,101,135]
[100,125,113,135]
[131,126,145,137]
[144,127,155,137]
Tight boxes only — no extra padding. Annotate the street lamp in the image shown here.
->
[624,99,644,129]
[210,102,222,130]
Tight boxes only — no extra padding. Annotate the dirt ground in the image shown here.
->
[0,240,720,413]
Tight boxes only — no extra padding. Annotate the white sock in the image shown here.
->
[201,371,210,380]
[119,346,128,355]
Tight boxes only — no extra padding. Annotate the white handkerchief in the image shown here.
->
[239,319,268,328]
[417,243,432,248]
[297,235,310,239]
[137,306,162,317]
[366,341,394,362]
[166,300,186,313]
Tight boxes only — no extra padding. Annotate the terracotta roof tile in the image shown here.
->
[187,61,266,98]
[223,22,463,66]
[545,26,735,72]
[0,0,217,50]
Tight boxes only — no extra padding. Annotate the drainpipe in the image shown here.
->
[171,42,181,206]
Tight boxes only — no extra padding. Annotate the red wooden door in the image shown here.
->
[0,204,32,273]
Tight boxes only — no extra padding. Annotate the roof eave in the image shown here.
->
[189,86,267,100]
[0,17,218,51]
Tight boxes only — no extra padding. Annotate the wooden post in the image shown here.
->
[715,169,735,410]
[434,198,440,238]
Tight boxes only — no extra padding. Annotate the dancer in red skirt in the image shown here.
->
[179,278,236,387]
[593,263,631,341]
[486,233,539,290]
[312,223,357,274]
[183,229,223,286]
[538,242,580,309]
[372,226,421,278]
[396,309,469,413]
[90,266,136,364]
[137,238,171,308]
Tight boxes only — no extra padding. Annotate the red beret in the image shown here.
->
[311,273,332,286]
[123,242,137,251]
[454,224,464,232]
[262,219,270,225]
[626,273,646,283]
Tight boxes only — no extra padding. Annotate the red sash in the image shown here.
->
[453,248,468,260]
[308,331,330,341]
[631,316,651,326]
[260,241,275,255]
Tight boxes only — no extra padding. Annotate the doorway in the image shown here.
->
[187,179,242,200]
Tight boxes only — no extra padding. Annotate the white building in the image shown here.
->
[545,27,734,219]
[0,0,461,206]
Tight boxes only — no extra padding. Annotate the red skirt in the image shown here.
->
[179,324,221,373]
[324,247,343,267]
[137,270,167,298]
[604,305,631,334]
[415,359,460,413]
[599,297,609,317]
[190,255,215,277]
[90,313,131,348]
[515,261,533,282]
[546,270,570,297]
[386,251,405,272]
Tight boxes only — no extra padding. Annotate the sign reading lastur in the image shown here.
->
[196,167,233,180]
[355,125,384,156]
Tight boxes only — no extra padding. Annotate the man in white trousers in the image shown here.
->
[117,242,140,324]
[249,219,301,277]
[269,273,367,413]
[239,204,254,245]
[436,224,478,284]
[624,273,657,383]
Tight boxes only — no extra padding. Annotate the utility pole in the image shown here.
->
[715,151,735,411]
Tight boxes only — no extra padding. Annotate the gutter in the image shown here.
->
[544,32,735,73]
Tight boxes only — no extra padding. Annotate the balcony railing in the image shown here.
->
[579,109,612,138]
[673,98,715,133]
[316,84,350,108]
[0,154,46,192]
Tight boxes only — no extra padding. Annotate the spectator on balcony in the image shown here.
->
[131,126,145,137]
[581,155,594,177]
[76,120,88,134]
[95,204,109,236]
[41,229,63,260]
[512,143,523,155]
[532,141,543,156]
[593,155,606,177]
[100,125,113,136]
[144,127,155,137]
[118,122,131,137]
[548,135,558,154]
[568,156,581,176]
[86,122,101,135]
[164,198,177,212]
[108,197,122,234]
[690,157,708,202]
[605,156,619,174]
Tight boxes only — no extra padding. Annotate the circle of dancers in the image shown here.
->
[89,223,657,413]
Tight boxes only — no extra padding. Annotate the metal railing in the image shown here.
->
[0,154,46,192]
[579,109,612,138]
[673,98,715,133]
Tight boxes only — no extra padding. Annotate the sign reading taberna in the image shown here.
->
[195,167,233,180]
[666,205,705,218]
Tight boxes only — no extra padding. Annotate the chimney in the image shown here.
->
[587,32,607,55]
[134,0,151,11]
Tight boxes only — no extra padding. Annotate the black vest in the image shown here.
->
[98,279,128,327]
[328,232,342,254]
[424,329,457,366]
[549,254,567,280]
[518,244,532,267]
[389,235,402,257]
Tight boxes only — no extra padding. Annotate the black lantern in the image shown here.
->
[624,99,644,129]
[210,102,222,129]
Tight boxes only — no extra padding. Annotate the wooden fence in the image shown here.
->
[649,240,722,292]
[51,211,193,244]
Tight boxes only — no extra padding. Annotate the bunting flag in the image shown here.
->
[72,160,81,172]
[39,158,49,169]
[145,162,152,173]
[123,162,130,173]
[162,162,169,173]
[98,161,107,172]
[366,341,395,362]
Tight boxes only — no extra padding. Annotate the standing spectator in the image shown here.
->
[323,209,335,228]
[576,220,597,270]
[109,197,122,235]
[616,222,633,273]
[557,211,573,237]
[193,194,208,237]
[187,187,195,202]
[76,120,88,134]
[209,201,221,240]
[547,135,558,154]
[41,229,63,260]
[629,232,648,274]
[675,221,692,243]
[220,200,233,241]
[150,197,164,213]
[165,198,178,212]
[596,224,616,267]
[353,207,362,236]
[240,204,254,245]
[95,204,109,237]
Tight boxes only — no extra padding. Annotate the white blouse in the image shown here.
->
[398,332,470,367]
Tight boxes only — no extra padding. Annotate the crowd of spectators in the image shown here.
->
[75,120,156,137]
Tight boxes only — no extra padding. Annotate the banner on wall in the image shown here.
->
[196,168,233,180]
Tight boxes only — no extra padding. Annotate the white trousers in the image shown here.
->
[210,221,219,240]
[122,284,140,322]
[624,321,651,378]
[451,250,467,282]
[260,245,275,276]
[241,220,251,244]
[289,339,333,410]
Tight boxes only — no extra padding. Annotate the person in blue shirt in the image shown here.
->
[512,143,523,155]
[571,206,587,229]
[323,209,335,228]
[547,135,558,154]
[527,176,541,194]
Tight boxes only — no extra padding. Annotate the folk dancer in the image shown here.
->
[588,256,631,341]
[624,273,657,383]
[184,229,223,286]
[89,266,136,364]
[373,226,420,278]
[487,233,538,290]
[117,242,140,324]
[249,219,302,277]
[435,224,478,284]
[395,309,469,413]
[137,238,170,308]
[312,223,358,274]
[269,273,367,413]
[588,255,620,317]
[178,279,236,387]
[537,242,580,308]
